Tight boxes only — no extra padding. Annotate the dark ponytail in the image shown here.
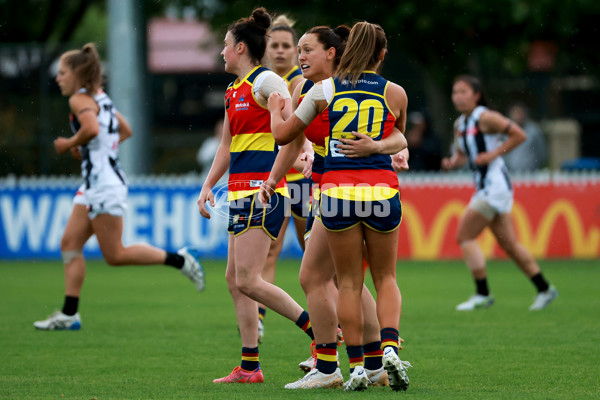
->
[305,24,350,67]
[229,7,272,64]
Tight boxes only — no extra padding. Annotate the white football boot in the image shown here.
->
[529,286,558,310]
[34,311,81,331]
[285,368,344,389]
[456,294,494,311]
[178,247,205,291]
[382,347,411,391]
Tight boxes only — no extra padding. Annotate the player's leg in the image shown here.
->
[234,229,308,322]
[257,216,290,342]
[34,204,92,330]
[291,214,307,251]
[455,206,494,310]
[92,213,204,289]
[214,234,264,383]
[364,225,410,391]
[490,213,557,310]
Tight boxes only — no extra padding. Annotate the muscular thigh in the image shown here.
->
[457,207,491,242]
[62,204,94,249]
[301,220,335,283]
[489,213,518,249]
[364,225,399,281]
[91,214,124,254]
[233,228,272,279]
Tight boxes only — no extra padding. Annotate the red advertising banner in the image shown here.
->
[397,180,600,259]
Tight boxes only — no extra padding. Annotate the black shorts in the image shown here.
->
[288,177,312,219]
[228,193,287,240]
[320,193,402,233]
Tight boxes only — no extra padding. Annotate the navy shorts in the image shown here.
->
[320,193,402,233]
[288,177,312,219]
[304,188,321,240]
[228,193,287,240]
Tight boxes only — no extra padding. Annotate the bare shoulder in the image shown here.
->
[479,109,509,133]
[291,78,306,107]
[68,92,98,114]
[386,81,407,103]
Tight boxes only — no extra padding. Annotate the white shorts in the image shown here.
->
[468,187,513,220]
[73,184,128,220]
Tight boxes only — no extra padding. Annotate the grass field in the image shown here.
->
[1,259,599,399]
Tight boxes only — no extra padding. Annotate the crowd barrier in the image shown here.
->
[1,171,598,260]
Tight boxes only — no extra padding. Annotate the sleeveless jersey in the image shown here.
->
[457,105,512,192]
[69,89,126,189]
[226,66,286,201]
[298,79,328,185]
[320,71,399,201]
[282,65,302,87]
[283,65,305,182]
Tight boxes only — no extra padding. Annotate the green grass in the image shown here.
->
[1,259,599,399]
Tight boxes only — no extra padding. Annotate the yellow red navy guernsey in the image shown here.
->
[226,66,287,201]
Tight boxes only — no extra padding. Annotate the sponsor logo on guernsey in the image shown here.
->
[250,180,264,187]
[235,94,249,110]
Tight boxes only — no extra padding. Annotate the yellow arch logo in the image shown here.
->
[402,199,599,259]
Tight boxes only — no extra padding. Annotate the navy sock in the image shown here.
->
[315,342,338,374]
[363,341,383,370]
[295,311,314,340]
[346,345,364,373]
[381,327,400,354]
[241,347,259,371]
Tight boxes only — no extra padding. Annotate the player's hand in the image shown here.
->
[300,152,313,179]
[259,178,277,205]
[69,147,82,160]
[391,152,409,172]
[441,157,454,170]
[337,131,377,158]
[197,186,215,219]
[267,92,284,113]
[53,137,71,154]
[398,337,405,351]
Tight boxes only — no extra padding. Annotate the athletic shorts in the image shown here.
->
[73,184,128,220]
[468,187,513,220]
[228,193,287,240]
[304,187,321,241]
[320,193,402,233]
[287,177,312,219]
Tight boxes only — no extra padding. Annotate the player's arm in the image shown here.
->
[476,110,527,165]
[115,111,132,143]
[441,128,468,170]
[268,83,328,145]
[198,114,232,219]
[337,127,407,158]
[259,133,305,204]
[392,148,410,172]
[54,93,99,154]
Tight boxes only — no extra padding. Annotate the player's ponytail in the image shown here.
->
[305,24,350,68]
[336,22,387,85]
[61,42,102,94]
[229,7,272,63]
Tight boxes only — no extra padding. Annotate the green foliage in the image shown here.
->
[1,259,599,399]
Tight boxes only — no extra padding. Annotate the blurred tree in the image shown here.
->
[170,0,600,142]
